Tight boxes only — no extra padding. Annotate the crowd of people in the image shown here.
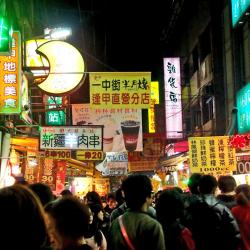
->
[0,173,249,250]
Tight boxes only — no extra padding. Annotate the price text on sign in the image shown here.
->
[45,150,71,159]
[76,150,103,161]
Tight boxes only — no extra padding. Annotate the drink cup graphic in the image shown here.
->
[121,120,140,151]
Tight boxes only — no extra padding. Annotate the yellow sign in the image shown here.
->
[36,40,85,95]
[188,136,236,174]
[0,31,21,114]
[148,81,159,133]
[45,150,71,159]
[76,150,104,161]
[90,72,151,108]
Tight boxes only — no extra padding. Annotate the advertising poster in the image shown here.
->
[89,72,151,109]
[72,104,142,152]
[188,136,236,175]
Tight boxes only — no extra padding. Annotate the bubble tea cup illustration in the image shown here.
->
[121,120,140,151]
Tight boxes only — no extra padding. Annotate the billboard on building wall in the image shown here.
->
[164,58,183,139]
[237,82,250,134]
[72,104,143,152]
[89,72,151,109]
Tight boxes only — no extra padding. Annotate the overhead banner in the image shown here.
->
[89,72,151,108]
[164,58,183,139]
[188,136,236,175]
[0,31,21,114]
[72,104,142,152]
[40,126,103,150]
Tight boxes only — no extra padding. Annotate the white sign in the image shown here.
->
[164,58,183,139]
[72,104,142,152]
[40,126,103,150]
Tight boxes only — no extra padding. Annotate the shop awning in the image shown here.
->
[11,137,39,152]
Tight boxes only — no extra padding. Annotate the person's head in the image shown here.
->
[121,174,153,210]
[85,191,103,208]
[156,189,184,224]
[29,183,54,206]
[106,193,117,209]
[45,196,90,250]
[0,184,47,249]
[88,203,104,223]
[198,174,218,194]
[115,187,125,206]
[188,173,203,194]
[60,189,73,197]
[218,175,237,193]
[235,184,250,206]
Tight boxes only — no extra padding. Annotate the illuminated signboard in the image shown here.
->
[36,40,85,95]
[76,150,104,161]
[188,136,236,174]
[45,96,66,125]
[237,82,250,133]
[0,31,21,114]
[89,72,151,108]
[164,58,183,139]
[0,17,12,55]
[231,0,250,27]
[148,81,159,133]
[40,126,103,150]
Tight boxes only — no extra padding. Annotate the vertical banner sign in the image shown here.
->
[45,96,66,125]
[231,0,250,27]
[148,81,159,133]
[72,104,142,152]
[188,136,236,175]
[164,58,183,139]
[236,82,250,134]
[25,151,39,184]
[89,72,151,108]
[0,31,21,114]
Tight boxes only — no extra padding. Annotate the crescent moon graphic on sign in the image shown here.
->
[36,40,85,95]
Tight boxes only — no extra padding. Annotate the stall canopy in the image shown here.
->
[67,158,94,177]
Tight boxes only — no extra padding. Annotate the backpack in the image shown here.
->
[187,198,222,250]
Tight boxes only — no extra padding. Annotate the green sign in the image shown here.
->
[237,82,250,133]
[0,17,12,54]
[45,96,66,125]
[231,0,250,27]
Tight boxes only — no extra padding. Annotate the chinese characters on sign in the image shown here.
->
[45,150,71,159]
[188,136,236,175]
[40,126,103,150]
[89,72,151,108]
[72,104,142,152]
[76,150,103,161]
[0,31,21,114]
[164,58,183,139]
[148,81,159,133]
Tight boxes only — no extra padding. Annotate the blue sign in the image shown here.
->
[232,0,250,27]
[237,82,250,133]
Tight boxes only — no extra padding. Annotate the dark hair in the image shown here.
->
[86,191,103,208]
[107,192,116,201]
[45,196,90,240]
[218,175,236,193]
[0,185,47,249]
[87,203,103,246]
[156,189,184,224]
[115,187,125,206]
[199,175,218,194]
[121,174,152,210]
[188,173,203,194]
[29,183,54,206]
[60,189,73,197]
[235,184,250,206]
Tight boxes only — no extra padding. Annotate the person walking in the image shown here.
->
[109,174,165,250]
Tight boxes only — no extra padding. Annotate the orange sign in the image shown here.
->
[0,31,21,114]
